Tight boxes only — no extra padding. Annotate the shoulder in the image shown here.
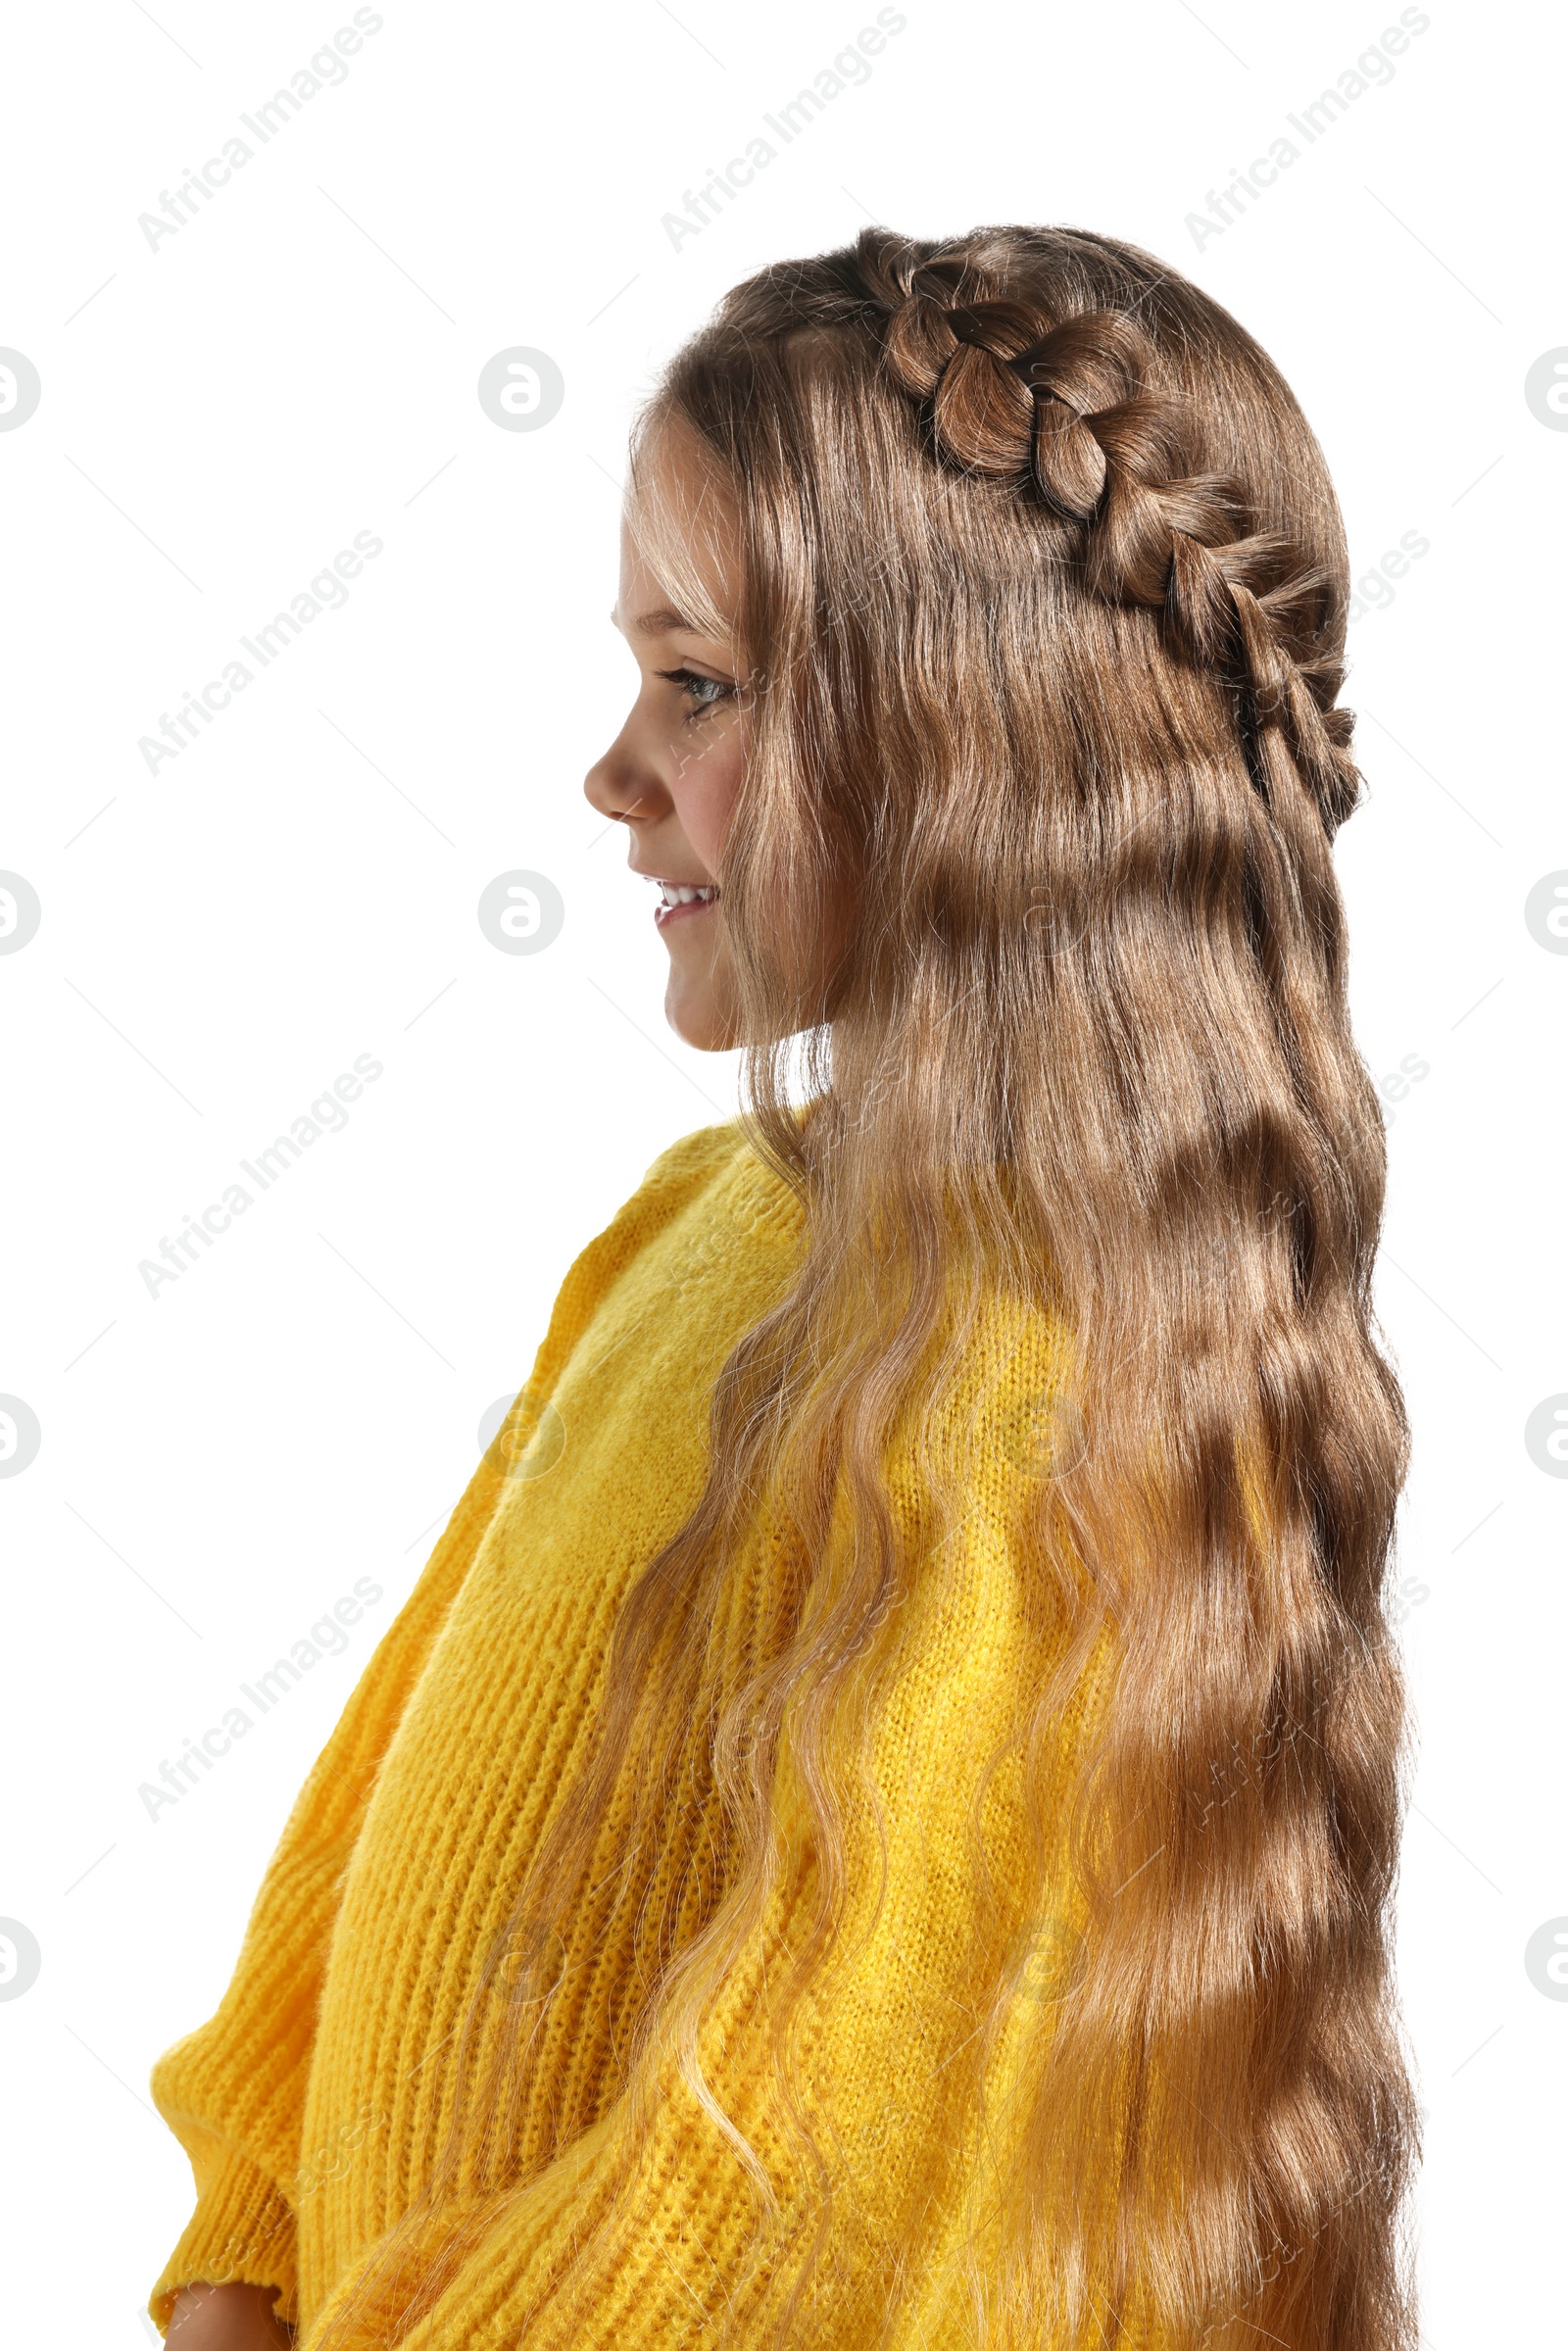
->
[620,1116,800,1244]
[631,1115,755,1204]
[542,1116,799,1340]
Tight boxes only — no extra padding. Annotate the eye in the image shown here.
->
[655,664,736,720]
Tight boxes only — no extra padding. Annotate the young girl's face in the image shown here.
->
[584,425,748,1053]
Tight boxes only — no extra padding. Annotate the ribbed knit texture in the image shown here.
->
[148,1117,1116,2348]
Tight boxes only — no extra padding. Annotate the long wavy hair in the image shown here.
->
[318,225,1419,2350]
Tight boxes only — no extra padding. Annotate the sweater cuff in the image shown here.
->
[148,2143,298,2335]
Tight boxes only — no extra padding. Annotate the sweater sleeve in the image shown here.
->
[146,1446,503,2333]
[299,1375,1111,2351]
[146,1128,736,2336]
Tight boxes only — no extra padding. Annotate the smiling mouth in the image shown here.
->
[651,882,721,929]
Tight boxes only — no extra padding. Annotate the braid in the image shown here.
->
[875,257,1362,835]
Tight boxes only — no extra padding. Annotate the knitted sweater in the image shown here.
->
[147,1117,1115,2349]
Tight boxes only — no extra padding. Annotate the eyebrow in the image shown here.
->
[610,604,702,639]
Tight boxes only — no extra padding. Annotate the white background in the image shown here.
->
[1,0,1563,2339]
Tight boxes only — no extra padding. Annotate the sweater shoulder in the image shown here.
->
[623,1115,808,1247]
[613,1116,792,1250]
[517,1119,795,1402]
[632,1115,753,1202]
[573,1117,749,1271]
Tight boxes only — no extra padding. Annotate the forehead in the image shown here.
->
[615,518,680,614]
[618,416,740,638]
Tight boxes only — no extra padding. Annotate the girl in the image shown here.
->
[152,225,1420,2351]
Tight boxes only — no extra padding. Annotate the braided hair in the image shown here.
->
[876,248,1363,841]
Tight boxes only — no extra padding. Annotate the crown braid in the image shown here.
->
[877,258,1361,835]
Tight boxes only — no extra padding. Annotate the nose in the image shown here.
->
[583,710,666,831]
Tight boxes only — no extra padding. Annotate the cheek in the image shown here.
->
[670,722,746,873]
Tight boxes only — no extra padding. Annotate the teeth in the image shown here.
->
[659,883,719,906]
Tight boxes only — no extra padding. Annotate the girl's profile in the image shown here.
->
[150,223,1420,2351]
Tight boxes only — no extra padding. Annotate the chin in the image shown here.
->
[664,979,734,1054]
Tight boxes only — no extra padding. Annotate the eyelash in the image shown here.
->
[656,665,736,721]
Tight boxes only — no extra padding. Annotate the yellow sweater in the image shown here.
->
[148,1117,1112,2348]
